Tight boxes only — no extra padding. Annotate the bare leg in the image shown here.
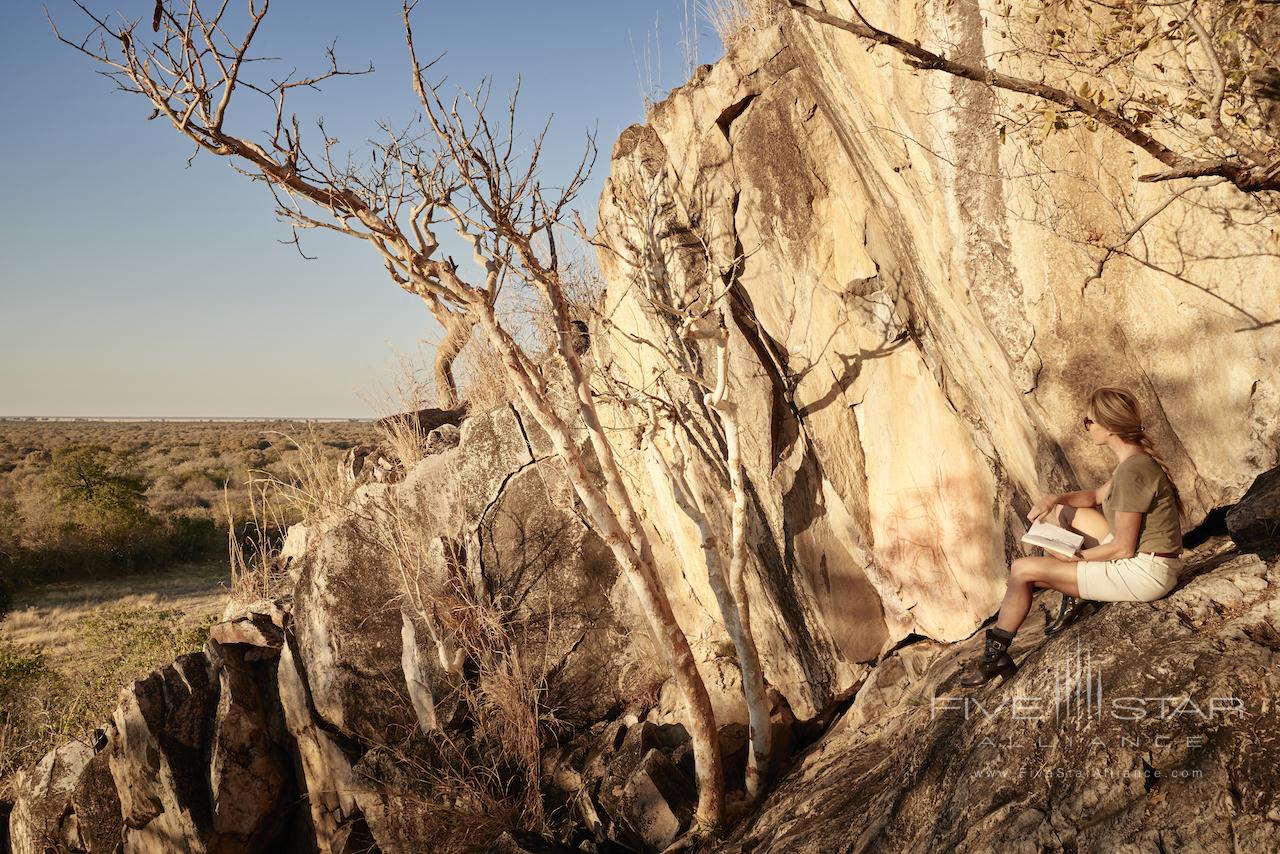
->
[995,557,1082,633]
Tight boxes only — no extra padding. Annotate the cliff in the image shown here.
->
[594,2,1280,725]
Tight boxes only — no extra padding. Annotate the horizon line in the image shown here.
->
[0,416,377,422]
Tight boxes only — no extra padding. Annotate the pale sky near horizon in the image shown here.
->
[0,2,726,418]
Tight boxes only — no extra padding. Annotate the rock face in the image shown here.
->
[593,4,1280,724]
[9,619,294,854]
[718,545,1280,852]
[9,5,1280,852]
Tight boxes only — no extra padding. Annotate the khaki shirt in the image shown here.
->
[1102,454,1182,553]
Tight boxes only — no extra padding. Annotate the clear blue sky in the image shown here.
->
[0,1,725,418]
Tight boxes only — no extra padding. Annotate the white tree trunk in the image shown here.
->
[473,300,726,829]
[698,311,773,801]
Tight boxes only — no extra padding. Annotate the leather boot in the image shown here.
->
[1043,595,1097,637]
[960,628,1018,688]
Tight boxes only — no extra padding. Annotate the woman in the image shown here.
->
[961,387,1186,687]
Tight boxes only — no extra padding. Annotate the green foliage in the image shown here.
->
[45,444,149,519]
[0,643,48,701]
[987,0,1279,165]
[0,420,376,584]
[78,605,217,685]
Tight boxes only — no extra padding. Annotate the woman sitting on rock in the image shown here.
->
[962,386,1186,687]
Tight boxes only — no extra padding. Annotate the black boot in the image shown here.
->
[1043,595,1097,637]
[960,628,1018,688]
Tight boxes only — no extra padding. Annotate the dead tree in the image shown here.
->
[53,0,482,407]
[58,0,726,830]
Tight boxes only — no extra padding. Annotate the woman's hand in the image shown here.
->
[1028,494,1060,523]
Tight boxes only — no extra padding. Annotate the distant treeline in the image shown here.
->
[0,420,377,590]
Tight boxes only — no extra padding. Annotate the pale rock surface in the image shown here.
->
[594,6,1280,724]
[9,742,96,854]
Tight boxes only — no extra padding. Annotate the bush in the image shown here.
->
[0,644,47,701]
[0,607,216,797]
[0,640,64,795]
[78,605,217,685]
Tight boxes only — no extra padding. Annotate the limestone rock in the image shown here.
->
[109,652,217,848]
[276,639,370,851]
[375,404,468,439]
[9,741,96,854]
[595,5,1280,724]
[619,749,696,851]
[208,607,285,659]
[423,422,461,454]
[206,641,292,851]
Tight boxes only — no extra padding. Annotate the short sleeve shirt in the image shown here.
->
[1102,454,1182,553]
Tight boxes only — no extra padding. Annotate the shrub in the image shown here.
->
[0,608,216,798]
[78,605,216,685]
[0,644,46,701]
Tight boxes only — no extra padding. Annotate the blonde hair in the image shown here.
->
[1087,386,1186,523]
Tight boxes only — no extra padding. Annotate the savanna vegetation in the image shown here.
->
[0,418,377,798]
[0,418,376,585]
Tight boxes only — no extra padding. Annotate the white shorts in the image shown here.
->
[1077,533,1182,602]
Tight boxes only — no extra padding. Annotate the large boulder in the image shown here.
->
[1228,465,1280,557]
[7,606,301,854]
[721,548,1280,852]
[9,741,105,854]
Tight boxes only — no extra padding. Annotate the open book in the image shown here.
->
[1022,521,1085,559]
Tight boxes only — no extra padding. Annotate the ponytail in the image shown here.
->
[1137,434,1187,525]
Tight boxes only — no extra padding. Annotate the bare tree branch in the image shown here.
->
[782,0,1280,192]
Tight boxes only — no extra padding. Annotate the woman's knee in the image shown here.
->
[1009,558,1036,583]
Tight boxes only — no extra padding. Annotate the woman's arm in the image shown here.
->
[1028,478,1112,521]
[1076,510,1141,561]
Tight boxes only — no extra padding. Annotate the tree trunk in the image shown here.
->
[423,298,472,410]
[472,301,726,830]
[701,311,772,801]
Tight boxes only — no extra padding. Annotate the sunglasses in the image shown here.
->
[1082,417,1095,429]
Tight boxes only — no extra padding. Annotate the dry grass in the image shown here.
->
[372,353,438,469]
[0,419,377,583]
[255,426,358,525]
[225,481,290,604]
[365,473,559,844]
[0,419,374,522]
[455,338,516,417]
[2,560,228,668]
[700,0,776,48]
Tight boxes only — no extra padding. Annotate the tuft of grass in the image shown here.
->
[700,0,776,49]
[455,337,516,417]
